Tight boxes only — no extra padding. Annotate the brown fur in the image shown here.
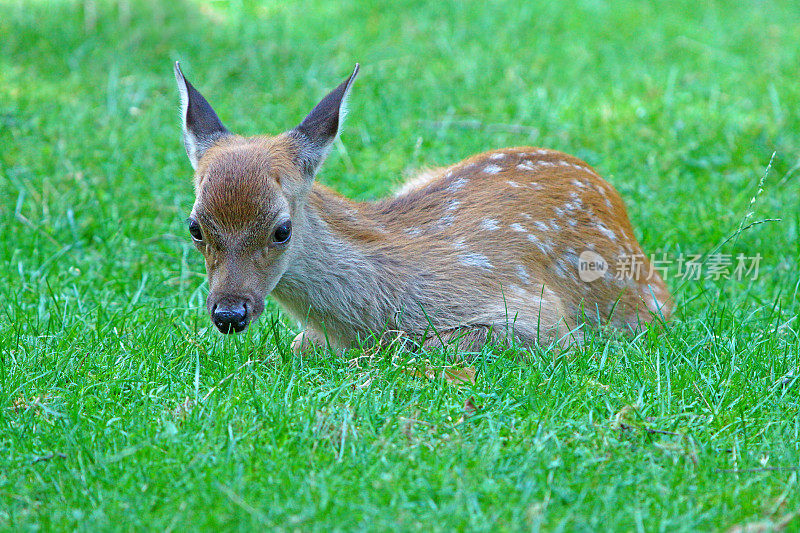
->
[176,63,672,354]
[191,139,672,353]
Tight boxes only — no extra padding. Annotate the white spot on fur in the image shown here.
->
[516,264,531,284]
[509,223,526,233]
[527,234,552,254]
[484,164,502,174]
[490,152,506,160]
[445,199,461,212]
[459,253,493,270]
[447,177,468,192]
[567,192,583,210]
[506,284,529,298]
[405,227,422,236]
[517,162,535,171]
[395,171,439,197]
[554,260,569,278]
[567,218,578,227]
[642,287,664,313]
[549,219,561,231]
[534,221,548,231]
[439,213,456,227]
[521,213,532,219]
[564,249,580,269]
[571,179,587,188]
[597,224,617,240]
[481,218,500,231]
[507,180,521,187]
[452,237,466,249]
[570,163,596,175]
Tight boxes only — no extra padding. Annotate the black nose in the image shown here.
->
[212,300,248,334]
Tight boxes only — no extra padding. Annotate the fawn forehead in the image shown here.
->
[193,136,301,230]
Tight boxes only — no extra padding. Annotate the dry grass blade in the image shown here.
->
[727,509,800,533]
[172,397,195,420]
[457,396,481,424]
[610,404,638,429]
[348,330,408,369]
[32,452,67,464]
[8,394,55,414]
[443,366,476,386]
[400,360,476,387]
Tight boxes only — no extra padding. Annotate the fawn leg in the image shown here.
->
[421,325,506,360]
[291,330,324,356]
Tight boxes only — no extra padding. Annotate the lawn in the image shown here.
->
[1,0,799,530]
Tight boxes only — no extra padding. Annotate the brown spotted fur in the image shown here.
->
[177,64,673,355]
[191,138,672,353]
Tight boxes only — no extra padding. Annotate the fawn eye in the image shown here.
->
[273,220,292,245]
[188,219,203,242]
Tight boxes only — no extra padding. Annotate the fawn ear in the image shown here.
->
[290,64,359,177]
[174,62,230,169]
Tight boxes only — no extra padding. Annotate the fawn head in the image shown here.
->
[174,62,359,333]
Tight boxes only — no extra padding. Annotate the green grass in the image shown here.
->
[2,0,800,530]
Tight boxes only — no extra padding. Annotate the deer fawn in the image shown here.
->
[174,62,673,355]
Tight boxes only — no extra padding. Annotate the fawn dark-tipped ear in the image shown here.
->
[174,62,229,169]
[290,64,359,177]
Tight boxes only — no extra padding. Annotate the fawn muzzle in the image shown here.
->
[210,296,250,334]
[203,251,274,334]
